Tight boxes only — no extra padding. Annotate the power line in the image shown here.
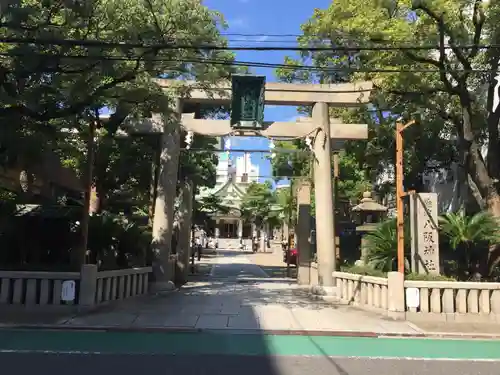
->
[180,148,311,153]
[1,36,498,52]
[0,51,494,74]
[220,33,303,38]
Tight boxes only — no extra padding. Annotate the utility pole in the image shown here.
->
[395,119,415,274]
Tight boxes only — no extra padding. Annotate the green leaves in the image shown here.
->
[275,0,500,210]
[439,211,500,249]
[365,218,411,272]
[1,0,239,211]
[1,0,236,153]
[192,194,228,226]
[240,182,275,226]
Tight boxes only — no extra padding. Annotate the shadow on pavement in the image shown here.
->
[259,265,298,279]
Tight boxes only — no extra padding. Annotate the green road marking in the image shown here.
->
[0,330,500,360]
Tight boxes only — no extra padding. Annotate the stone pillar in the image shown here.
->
[79,264,97,308]
[175,180,193,284]
[151,98,182,290]
[215,219,220,238]
[296,182,312,285]
[238,219,243,238]
[312,102,336,292]
[410,193,440,274]
[387,271,405,319]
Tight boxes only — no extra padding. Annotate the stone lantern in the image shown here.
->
[351,191,388,265]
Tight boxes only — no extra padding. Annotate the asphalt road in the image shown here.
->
[1,352,497,375]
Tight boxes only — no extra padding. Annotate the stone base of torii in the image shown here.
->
[121,79,372,297]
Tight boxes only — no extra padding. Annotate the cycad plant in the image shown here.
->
[365,218,410,272]
[439,211,500,279]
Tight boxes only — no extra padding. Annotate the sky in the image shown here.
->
[204,0,331,186]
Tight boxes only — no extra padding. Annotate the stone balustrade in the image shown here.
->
[332,271,500,322]
[0,265,152,309]
[0,271,81,306]
[404,280,500,322]
[334,271,389,314]
[94,267,151,304]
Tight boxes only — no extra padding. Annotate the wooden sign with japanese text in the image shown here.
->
[410,193,440,275]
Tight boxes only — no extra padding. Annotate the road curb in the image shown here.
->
[1,324,499,340]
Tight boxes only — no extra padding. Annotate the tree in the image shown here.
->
[1,0,240,267]
[1,0,235,195]
[240,182,275,229]
[270,140,371,202]
[279,0,500,216]
[274,185,295,223]
[192,194,229,227]
[365,218,411,272]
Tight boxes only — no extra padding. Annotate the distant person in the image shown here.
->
[195,237,202,261]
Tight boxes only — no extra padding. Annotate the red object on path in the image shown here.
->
[283,248,298,266]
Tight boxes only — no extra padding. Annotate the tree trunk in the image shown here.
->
[148,137,161,227]
[458,94,500,217]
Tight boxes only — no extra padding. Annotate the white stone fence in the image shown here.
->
[333,271,500,322]
[0,265,152,309]
[404,280,500,322]
[333,271,404,319]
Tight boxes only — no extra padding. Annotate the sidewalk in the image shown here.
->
[3,250,500,338]
[0,250,419,335]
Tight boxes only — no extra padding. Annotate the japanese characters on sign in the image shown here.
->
[410,193,440,275]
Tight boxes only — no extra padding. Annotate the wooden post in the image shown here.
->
[148,136,161,227]
[76,120,96,267]
[333,152,340,263]
[395,119,415,274]
[286,181,293,277]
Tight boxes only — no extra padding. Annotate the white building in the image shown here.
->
[234,153,259,183]
[215,152,231,184]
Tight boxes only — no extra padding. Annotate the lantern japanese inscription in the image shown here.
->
[410,193,440,274]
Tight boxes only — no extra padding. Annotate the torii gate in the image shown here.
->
[123,77,373,296]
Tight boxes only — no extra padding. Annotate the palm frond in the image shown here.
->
[439,211,500,249]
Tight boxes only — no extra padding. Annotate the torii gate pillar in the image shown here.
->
[150,99,182,290]
[312,103,337,294]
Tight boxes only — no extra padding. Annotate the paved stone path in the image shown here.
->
[60,250,421,334]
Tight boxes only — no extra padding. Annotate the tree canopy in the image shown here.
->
[1,0,235,172]
[240,181,275,227]
[0,0,238,268]
[276,0,500,214]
